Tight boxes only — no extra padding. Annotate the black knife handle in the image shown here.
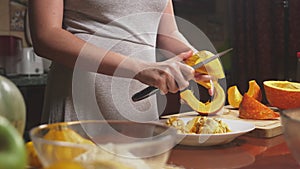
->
[132,86,159,102]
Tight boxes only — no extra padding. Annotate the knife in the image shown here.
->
[131,48,233,102]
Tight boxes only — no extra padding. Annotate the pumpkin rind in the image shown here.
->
[239,93,279,120]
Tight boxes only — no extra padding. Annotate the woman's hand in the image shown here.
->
[135,51,195,94]
[194,73,215,96]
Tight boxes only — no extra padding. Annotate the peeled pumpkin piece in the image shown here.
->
[180,82,225,115]
[42,125,95,161]
[26,141,43,168]
[239,93,280,120]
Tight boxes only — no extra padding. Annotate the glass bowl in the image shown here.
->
[281,108,300,165]
[29,120,177,169]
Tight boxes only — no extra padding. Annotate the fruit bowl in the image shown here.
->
[281,108,300,165]
[29,120,177,169]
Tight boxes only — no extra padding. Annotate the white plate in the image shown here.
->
[174,117,255,146]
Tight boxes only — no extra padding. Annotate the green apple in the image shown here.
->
[0,75,26,135]
[0,116,27,169]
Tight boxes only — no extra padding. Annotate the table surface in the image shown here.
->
[167,135,300,169]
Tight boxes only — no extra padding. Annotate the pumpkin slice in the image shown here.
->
[263,80,300,109]
[227,85,243,108]
[184,50,225,79]
[181,50,226,115]
[239,93,280,120]
[227,80,262,108]
[42,124,95,161]
[247,80,262,101]
[180,82,225,115]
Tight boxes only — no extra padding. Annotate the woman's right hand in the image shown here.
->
[134,51,195,94]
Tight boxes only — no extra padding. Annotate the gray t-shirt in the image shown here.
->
[42,0,168,123]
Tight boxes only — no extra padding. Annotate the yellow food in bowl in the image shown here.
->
[166,116,231,134]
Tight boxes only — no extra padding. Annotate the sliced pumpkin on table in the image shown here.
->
[227,85,243,108]
[247,80,262,101]
[239,93,280,120]
[227,80,262,108]
[181,50,226,115]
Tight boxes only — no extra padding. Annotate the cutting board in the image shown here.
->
[161,105,282,138]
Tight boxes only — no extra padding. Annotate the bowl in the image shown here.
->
[281,108,300,165]
[30,120,177,169]
[263,80,300,109]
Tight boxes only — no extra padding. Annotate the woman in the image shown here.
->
[28,0,210,123]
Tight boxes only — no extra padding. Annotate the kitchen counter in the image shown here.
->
[7,74,47,87]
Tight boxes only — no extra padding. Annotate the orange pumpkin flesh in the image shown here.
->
[227,85,243,108]
[246,80,262,101]
[180,82,225,115]
[227,80,262,108]
[239,93,280,120]
[181,50,226,115]
[263,81,300,109]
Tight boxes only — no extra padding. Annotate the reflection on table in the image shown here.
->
[168,135,300,169]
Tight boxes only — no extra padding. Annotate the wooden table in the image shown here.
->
[168,135,300,169]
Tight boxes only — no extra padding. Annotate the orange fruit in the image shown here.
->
[227,80,262,108]
[26,141,42,168]
[263,80,300,109]
[227,85,243,108]
[239,93,280,120]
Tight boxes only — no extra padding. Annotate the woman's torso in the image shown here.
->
[42,0,168,123]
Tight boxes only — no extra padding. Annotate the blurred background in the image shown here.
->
[0,0,299,139]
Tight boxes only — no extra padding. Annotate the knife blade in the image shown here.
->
[131,48,233,102]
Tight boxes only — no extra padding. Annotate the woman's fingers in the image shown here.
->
[194,73,211,82]
[194,73,215,96]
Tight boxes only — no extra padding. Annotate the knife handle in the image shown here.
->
[132,86,159,102]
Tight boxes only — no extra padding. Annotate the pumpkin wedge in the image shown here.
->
[180,50,226,115]
[227,80,262,108]
[227,85,243,108]
[247,80,262,101]
[239,93,280,120]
